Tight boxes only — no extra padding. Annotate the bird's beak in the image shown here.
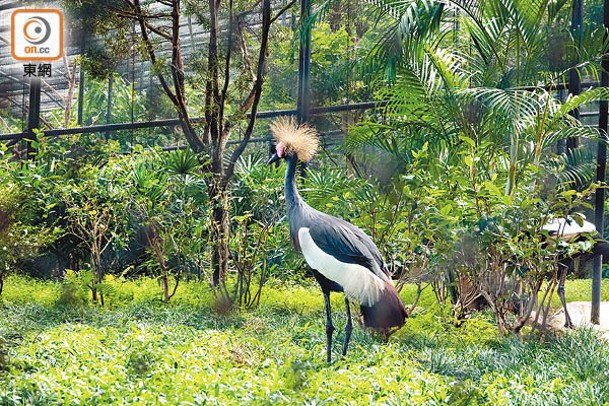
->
[267,152,281,165]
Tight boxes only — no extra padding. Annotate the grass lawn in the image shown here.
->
[1,275,609,405]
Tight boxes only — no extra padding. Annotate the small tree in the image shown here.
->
[61,162,127,305]
[62,0,299,286]
[443,143,603,335]
[229,212,281,308]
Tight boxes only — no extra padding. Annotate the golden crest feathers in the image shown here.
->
[270,117,319,162]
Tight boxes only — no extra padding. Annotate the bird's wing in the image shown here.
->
[307,214,389,280]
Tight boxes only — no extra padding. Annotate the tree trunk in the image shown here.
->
[91,284,97,303]
[0,269,6,296]
[162,270,170,303]
[91,251,104,305]
[209,178,230,286]
[128,0,275,288]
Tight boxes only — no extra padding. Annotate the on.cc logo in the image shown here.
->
[11,9,63,61]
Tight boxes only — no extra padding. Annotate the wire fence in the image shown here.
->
[0,1,605,157]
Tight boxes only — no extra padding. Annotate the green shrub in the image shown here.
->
[56,271,90,307]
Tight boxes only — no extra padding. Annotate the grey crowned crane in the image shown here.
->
[542,216,609,328]
[267,118,407,363]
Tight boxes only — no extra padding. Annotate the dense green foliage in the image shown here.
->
[2,276,609,405]
[2,8,609,405]
[0,116,605,332]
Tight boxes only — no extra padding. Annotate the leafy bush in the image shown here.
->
[56,270,90,307]
[226,154,303,307]
[128,149,209,302]
[0,153,65,293]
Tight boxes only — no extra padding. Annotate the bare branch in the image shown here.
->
[224,0,271,181]
[219,0,234,119]
[144,21,173,40]
[169,0,204,152]
[112,7,173,20]
[170,1,186,110]
[132,0,203,151]
[271,0,297,23]
[100,231,116,256]
[133,0,179,106]
[237,19,256,84]
[240,87,257,113]
[62,53,73,83]
[0,115,11,132]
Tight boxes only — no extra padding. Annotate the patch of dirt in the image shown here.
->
[545,302,609,339]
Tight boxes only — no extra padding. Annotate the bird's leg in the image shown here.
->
[323,292,335,363]
[342,297,353,357]
[558,263,573,329]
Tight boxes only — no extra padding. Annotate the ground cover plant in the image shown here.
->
[2,275,609,405]
[2,0,609,403]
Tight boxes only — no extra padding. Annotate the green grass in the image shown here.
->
[1,276,609,405]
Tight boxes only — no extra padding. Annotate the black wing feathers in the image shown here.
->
[307,213,388,279]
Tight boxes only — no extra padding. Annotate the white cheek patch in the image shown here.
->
[298,227,386,306]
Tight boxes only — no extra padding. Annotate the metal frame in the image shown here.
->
[567,0,583,151]
[0,101,387,141]
[0,0,394,146]
[25,77,40,159]
[296,0,312,124]
[592,0,609,324]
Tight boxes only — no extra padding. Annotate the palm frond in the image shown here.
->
[555,87,609,122]
[361,0,445,82]
[545,147,598,188]
[540,126,604,151]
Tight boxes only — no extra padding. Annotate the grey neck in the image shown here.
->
[285,155,304,212]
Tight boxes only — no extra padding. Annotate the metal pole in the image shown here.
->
[567,0,583,151]
[77,65,85,125]
[295,0,312,176]
[105,75,113,138]
[25,77,41,159]
[592,0,609,324]
[296,0,311,124]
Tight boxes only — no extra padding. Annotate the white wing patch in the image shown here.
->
[298,227,386,306]
[543,218,597,241]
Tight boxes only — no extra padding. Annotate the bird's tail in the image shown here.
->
[360,280,407,336]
